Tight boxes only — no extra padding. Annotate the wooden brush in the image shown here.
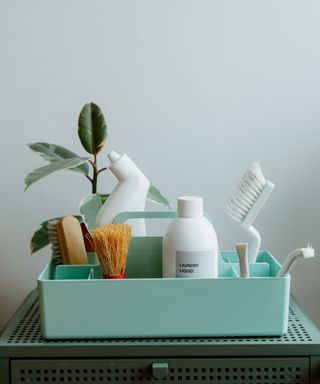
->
[92,224,132,279]
[48,216,88,265]
[57,216,88,265]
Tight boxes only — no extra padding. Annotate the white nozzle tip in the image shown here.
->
[302,246,315,259]
[108,150,121,163]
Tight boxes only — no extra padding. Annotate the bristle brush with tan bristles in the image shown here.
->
[92,224,132,279]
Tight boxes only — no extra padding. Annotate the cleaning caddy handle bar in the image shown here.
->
[112,211,177,224]
[112,210,213,224]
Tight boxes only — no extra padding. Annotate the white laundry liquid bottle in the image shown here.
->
[95,150,150,236]
[162,196,219,278]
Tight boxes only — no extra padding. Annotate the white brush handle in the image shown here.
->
[242,181,275,227]
[277,255,297,277]
[277,247,314,277]
[245,225,261,263]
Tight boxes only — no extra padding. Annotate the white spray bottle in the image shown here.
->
[95,151,150,236]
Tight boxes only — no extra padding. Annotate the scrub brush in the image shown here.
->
[92,224,132,279]
[47,216,88,265]
[277,245,315,277]
[226,162,275,263]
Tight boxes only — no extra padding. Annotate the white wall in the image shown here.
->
[1,0,320,330]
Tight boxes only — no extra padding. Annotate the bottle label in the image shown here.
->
[176,250,215,278]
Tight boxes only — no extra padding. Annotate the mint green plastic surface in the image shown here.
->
[37,211,290,339]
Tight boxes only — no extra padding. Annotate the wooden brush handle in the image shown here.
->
[57,216,88,265]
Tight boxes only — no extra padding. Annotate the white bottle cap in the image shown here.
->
[177,196,203,218]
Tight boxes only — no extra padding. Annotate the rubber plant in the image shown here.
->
[25,102,171,254]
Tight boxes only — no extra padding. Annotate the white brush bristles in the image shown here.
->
[302,245,315,259]
[226,162,267,223]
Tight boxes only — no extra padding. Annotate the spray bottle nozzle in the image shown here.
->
[108,150,121,163]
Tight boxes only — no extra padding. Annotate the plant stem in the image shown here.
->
[92,154,98,194]
[87,156,108,194]
[97,167,107,175]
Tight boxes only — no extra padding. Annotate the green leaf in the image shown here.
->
[79,193,109,232]
[78,102,107,155]
[30,219,52,254]
[29,142,89,175]
[147,184,171,209]
[30,215,82,254]
[24,156,90,190]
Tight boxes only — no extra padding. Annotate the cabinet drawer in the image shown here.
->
[11,357,309,383]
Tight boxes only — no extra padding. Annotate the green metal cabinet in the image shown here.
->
[1,290,320,384]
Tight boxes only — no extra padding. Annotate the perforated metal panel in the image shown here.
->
[11,357,309,383]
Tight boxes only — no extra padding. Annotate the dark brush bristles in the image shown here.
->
[92,224,132,277]
[85,231,95,250]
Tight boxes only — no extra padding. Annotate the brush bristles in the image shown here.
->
[92,224,132,277]
[302,245,315,259]
[48,220,59,252]
[226,162,266,222]
[47,220,62,264]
